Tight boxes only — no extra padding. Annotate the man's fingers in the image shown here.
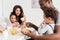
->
[21,29,30,35]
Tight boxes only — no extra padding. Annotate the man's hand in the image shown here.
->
[21,29,30,35]
[21,29,36,37]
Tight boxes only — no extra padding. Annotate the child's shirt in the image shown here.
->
[12,22,20,27]
[38,23,55,35]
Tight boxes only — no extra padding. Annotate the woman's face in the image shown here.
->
[10,15,17,23]
[15,8,21,16]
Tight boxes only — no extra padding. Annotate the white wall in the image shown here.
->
[53,0,60,12]
[2,0,60,26]
[0,0,2,17]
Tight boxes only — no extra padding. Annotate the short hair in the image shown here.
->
[43,7,58,24]
[39,0,52,10]
[39,0,52,5]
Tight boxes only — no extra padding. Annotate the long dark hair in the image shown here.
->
[11,5,24,24]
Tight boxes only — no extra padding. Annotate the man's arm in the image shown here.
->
[29,25,60,40]
[26,22,38,30]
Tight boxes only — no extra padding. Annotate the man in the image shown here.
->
[22,0,60,40]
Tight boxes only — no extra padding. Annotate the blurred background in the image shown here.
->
[0,0,60,26]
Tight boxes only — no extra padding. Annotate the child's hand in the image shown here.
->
[40,21,45,26]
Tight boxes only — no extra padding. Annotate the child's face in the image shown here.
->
[10,15,17,23]
[43,14,51,24]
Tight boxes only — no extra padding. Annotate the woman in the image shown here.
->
[11,5,26,26]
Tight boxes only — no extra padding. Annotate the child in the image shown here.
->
[10,13,20,27]
[37,8,57,35]
[9,13,27,40]
[38,12,55,35]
